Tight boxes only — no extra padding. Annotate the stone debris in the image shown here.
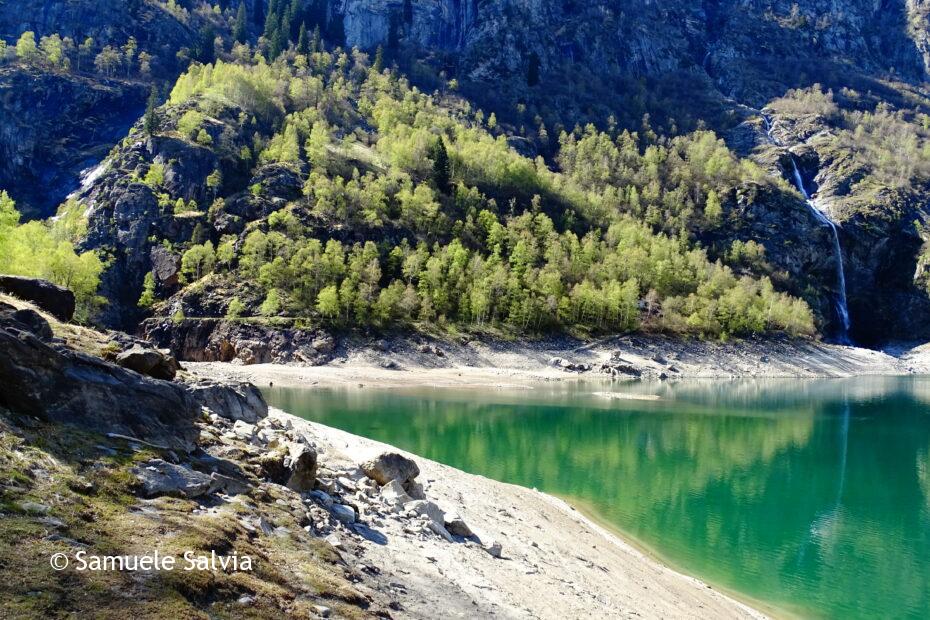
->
[131,459,214,498]
[444,513,473,537]
[330,503,356,524]
[483,540,504,559]
[361,452,420,486]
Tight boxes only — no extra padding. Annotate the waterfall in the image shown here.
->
[762,113,852,343]
[788,156,851,342]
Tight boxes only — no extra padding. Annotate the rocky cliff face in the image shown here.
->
[0,69,148,220]
[334,0,927,102]
[0,0,201,218]
[0,0,195,74]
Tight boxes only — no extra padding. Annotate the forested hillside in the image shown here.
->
[4,0,930,346]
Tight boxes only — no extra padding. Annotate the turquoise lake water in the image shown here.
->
[264,376,930,618]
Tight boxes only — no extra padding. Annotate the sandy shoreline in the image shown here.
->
[182,335,930,618]
[185,333,930,391]
[283,409,769,619]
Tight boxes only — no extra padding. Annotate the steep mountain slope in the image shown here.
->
[5,0,930,345]
[74,54,817,345]
[0,0,216,218]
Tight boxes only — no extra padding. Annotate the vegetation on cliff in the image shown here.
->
[0,192,103,321]
[121,47,813,338]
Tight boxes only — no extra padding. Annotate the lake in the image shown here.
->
[264,376,930,619]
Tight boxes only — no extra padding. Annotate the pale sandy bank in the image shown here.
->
[279,408,769,619]
[186,333,930,390]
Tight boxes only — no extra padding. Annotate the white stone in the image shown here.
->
[330,503,356,524]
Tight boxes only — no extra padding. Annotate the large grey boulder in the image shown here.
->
[256,442,317,492]
[132,459,214,498]
[361,452,420,486]
[0,313,200,451]
[116,345,179,380]
[0,275,75,321]
[187,380,268,423]
[0,303,53,340]
[150,245,182,294]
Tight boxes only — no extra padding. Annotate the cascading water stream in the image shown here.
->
[761,114,852,343]
[788,157,851,341]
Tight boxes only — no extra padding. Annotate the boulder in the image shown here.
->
[256,442,317,491]
[427,520,455,542]
[284,443,318,492]
[116,345,179,380]
[0,305,53,340]
[483,540,503,558]
[379,479,413,509]
[309,490,334,508]
[330,504,356,524]
[132,459,214,498]
[150,245,181,294]
[404,500,445,525]
[361,452,420,486]
[0,275,75,321]
[0,313,200,451]
[187,380,268,423]
[444,513,473,537]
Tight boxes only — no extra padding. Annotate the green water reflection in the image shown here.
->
[264,376,930,618]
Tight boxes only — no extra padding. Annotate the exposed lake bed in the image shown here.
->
[254,375,930,619]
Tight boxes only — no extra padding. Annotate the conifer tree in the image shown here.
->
[297,22,309,55]
[143,86,159,136]
[430,137,451,194]
[234,1,248,44]
[373,45,384,73]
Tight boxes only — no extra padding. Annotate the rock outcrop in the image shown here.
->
[0,69,149,220]
[0,301,200,451]
[132,459,215,498]
[187,379,269,423]
[332,0,928,105]
[115,344,180,380]
[0,275,75,321]
[142,317,335,364]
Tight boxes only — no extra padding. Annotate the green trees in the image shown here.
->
[260,288,282,316]
[143,87,160,136]
[0,191,103,321]
[138,272,156,308]
[226,297,246,318]
[128,48,816,339]
[234,1,249,44]
[94,46,122,77]
[15,32,39,64]
[429,137,451,194]
[180,242,216,282]
[297,22,309,55]
[177,110,205,140]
